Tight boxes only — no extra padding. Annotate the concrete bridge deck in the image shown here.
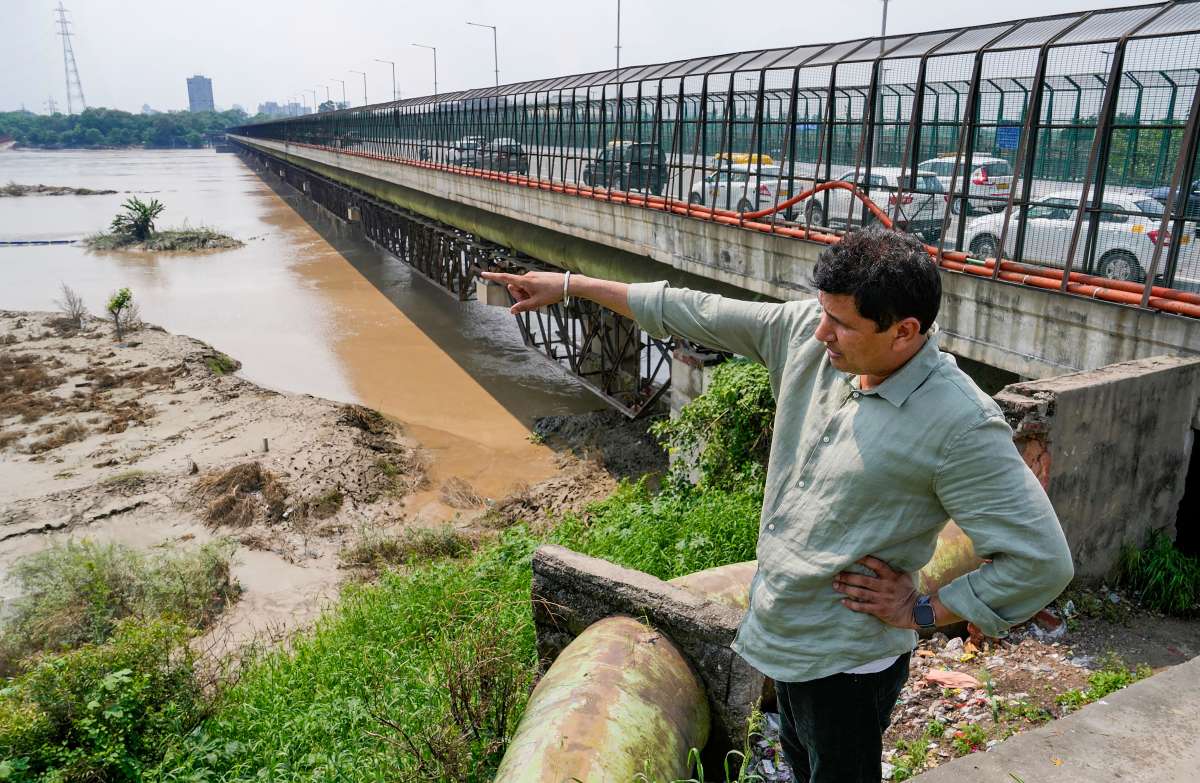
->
[233,135,1199,379]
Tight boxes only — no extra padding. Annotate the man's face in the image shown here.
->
[813,291,908,377]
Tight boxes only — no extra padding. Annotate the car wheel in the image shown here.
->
[805,202,825,226]
[736,198,754,213]
[1099,250,1145,282]
[582,171,593,186]
[970,234,999,260]
[688,192,703,205]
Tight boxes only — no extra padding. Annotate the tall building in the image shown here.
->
[187,74,214,112]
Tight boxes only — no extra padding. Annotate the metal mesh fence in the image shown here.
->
[233,1,1200,299]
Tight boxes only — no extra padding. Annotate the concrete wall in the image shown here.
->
[996,355,1200,578]
[233,137,1200,380]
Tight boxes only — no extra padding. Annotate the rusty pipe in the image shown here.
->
[494,524,979,781]
[493,615,709,783]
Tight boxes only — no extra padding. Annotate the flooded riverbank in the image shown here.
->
[0,149,602,506]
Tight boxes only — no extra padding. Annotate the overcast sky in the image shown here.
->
[2,0,1148,114]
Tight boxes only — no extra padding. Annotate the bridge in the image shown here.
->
[230,1,1200,415]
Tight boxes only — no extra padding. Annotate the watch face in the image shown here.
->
[915,602,936,628]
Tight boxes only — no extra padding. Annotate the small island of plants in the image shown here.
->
[85,196,243,252]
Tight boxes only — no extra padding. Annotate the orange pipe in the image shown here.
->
[270,140,1200,319]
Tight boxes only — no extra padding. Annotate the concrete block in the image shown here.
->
[531,545,766,760]
[996,355,1200,578]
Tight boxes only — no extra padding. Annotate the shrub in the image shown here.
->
[1118,530,1200,615]
[0,539,238,673]
[651,359,774,492]
[0,618,206,782]
[109,197,164,241]
[551,479,762,580]
[339,525,472,570]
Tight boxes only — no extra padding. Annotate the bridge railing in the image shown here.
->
[233,2,1200,315]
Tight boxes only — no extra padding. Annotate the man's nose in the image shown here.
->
[814,315,834,343]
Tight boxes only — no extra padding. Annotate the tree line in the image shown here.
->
[0,107,265,150]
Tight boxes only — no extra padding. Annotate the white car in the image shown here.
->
[688,164,795,215]
[803,167,947,240]
[962,189,1200,288]
[919,155,1014,214]
[449,135,488,166]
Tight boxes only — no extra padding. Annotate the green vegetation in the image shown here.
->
[106,287,134,342]
[0,619,208,783]
[0,108,253,150]
[0,539,238,674]
[111,197,164,241]
[339,525,473,570]
[651,359,774,492]
[86,198,243,253]
[1118,530,1200,615]
[1055,655,1151,712]
[4,360,774,782]
[204,353,238,375]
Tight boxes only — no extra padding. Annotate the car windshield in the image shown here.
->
[918,175,943,192]
[1135,198,1165,217]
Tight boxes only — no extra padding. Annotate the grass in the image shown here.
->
[0,182,117,197]
[153,478,762,782]
[339,525,473,570]
[85,227,243,251]
[1117,530,1200,615]
[0,538,239,675]
[204,352,239,375]
[1055,654,1151,713]
[99,468,154,491]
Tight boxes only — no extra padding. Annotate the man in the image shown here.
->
[481,226,1074,782]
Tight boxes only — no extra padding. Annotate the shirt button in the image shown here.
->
[822,436,830,443]
[852,392,861,399]
[798,480,805,488]
[767,523,776,532]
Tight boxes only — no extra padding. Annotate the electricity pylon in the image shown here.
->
[55,2,86,115]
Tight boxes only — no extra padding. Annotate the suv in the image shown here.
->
[919,155,1014,214]
[479,138,529,174]
[581,141,667,195]
[450,135,488,167]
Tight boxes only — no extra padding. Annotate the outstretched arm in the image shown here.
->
[479,270,631,318]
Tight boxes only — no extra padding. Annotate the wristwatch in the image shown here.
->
[913,595,937,629]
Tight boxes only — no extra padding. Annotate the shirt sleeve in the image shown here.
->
[626,281,806,369]
[934,414,1074,638]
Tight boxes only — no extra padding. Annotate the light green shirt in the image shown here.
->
[628,282,1074,683]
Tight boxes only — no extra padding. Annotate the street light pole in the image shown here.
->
[331,78,346,108]
[413,44,438,98]
[350,70,368,106]
[466,22,499,88]
[374,58,397,101]
[615,0,622,73]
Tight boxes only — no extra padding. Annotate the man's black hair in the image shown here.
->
[811,225,941,333]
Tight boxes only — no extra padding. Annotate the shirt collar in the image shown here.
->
[850,323,942,408]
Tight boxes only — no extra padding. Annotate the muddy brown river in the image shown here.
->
[0,148,601,500]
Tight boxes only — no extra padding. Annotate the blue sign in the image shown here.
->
[996,125,1021,151]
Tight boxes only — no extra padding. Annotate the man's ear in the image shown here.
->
[892,316,923,348]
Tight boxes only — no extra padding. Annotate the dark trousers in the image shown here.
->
[774,652,911,783]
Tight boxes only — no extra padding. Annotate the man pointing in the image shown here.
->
[481,226,1073,783]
